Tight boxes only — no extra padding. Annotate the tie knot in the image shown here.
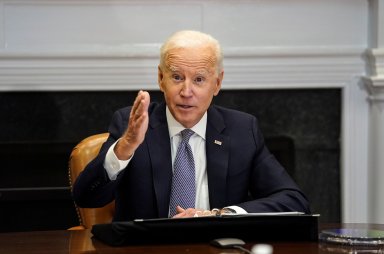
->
[180,129,194,142]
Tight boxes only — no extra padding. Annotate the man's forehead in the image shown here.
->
[164,48,216,74]
[167,65,211,74]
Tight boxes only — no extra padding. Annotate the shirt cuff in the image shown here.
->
[103,139,131,180]
[225,206,248,214]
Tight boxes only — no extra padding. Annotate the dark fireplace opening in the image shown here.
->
[0,142,78,232]
[0,89,341,232]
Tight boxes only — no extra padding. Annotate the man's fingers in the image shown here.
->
[135,99,144,117]
[132,113,148,131]
[176,206,185,213]
[124,90,150,143]
[131,91,143,116]
[132,91,150,119]
[116,91,150,160]
[135,92,150,117]
[141,91,150,110]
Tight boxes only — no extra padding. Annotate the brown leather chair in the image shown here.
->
[68,133,115,230]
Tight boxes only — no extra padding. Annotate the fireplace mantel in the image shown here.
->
[0,46,365,91]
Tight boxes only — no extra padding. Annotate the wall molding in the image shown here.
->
[0,46,365,91]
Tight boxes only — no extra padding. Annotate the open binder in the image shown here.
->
[91,213,319,246]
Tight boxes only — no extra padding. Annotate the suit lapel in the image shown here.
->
[206,106,230,209]
[145,103,173,217]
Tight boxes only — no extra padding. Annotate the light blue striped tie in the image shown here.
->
[169,129,196,217]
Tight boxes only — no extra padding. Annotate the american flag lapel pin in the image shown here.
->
[214,140,222,146]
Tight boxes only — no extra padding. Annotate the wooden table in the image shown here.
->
[0,223,383,254]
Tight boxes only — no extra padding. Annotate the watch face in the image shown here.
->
[319,228,384,246]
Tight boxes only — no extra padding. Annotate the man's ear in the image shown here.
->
[158,66,165,92]
[214,71,224,96]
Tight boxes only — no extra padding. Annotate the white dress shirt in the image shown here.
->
[166,107,210,210]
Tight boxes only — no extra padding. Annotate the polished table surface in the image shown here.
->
[1,223,384,254]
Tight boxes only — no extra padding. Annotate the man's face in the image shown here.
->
[158,46,223,128]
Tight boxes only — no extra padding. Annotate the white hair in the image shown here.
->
[160,30,223,74]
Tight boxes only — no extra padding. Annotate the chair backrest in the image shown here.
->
[68,133,115,230]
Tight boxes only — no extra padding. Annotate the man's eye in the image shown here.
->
[172,74,183,81]
[194,76,205,84]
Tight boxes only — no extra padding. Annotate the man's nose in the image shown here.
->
[180,80,193,97]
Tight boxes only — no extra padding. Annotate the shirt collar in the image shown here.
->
[166,106,207,140]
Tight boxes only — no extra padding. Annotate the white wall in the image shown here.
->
[0,0,368,91]
[1,0,382,223]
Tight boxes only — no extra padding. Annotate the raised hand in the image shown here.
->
[114,90,150,160]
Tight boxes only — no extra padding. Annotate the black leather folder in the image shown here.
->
[91,214,319,246]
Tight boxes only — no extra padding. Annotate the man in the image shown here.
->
[73,30,310,221]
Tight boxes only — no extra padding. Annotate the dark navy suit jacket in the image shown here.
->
[73,102,310,221]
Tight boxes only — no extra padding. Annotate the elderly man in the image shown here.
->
[73,30,310,221]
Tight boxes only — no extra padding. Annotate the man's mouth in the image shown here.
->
[177,104,193,109]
